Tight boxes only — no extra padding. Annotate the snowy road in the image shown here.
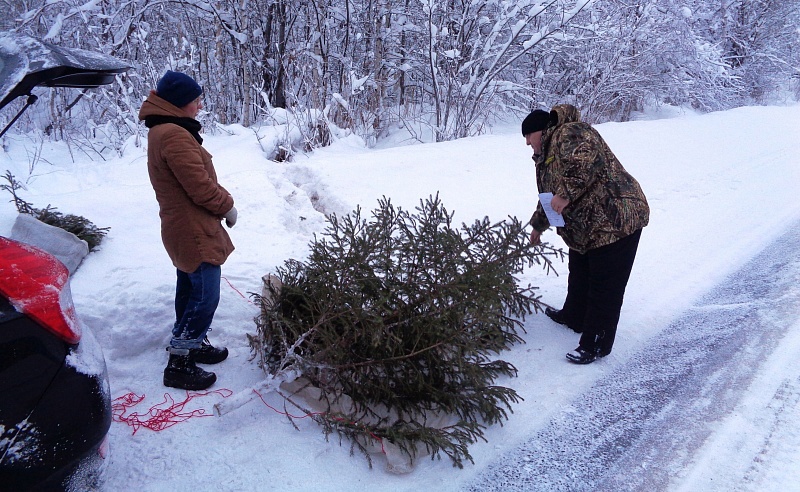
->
[465,219,800,491]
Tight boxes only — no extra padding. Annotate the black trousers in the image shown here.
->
[560,229,642,355]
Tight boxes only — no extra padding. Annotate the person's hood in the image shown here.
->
[137,92,184,120]
[541,103,581,145]
[550,104,581,127]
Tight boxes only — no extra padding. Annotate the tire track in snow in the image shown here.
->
[465,219,800,491]
[674,318,800,491]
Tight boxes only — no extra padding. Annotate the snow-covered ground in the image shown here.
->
[1,104,799,491]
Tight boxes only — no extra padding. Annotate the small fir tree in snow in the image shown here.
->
[250,195,563,468]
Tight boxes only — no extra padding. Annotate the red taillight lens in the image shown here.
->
[0,236,81,343]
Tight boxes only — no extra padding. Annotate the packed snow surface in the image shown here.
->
[1,104,799,491]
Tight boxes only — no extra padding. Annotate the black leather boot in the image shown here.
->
[565,346,605,365]
[545,307,582,333]
[163,352,216,390]
[190,337,229,364]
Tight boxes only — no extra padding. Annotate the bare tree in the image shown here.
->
[2,0,798,153]
[540,0,743,122]
[412,0,594,141]
[690,0,800,103]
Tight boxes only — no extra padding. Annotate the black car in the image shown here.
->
[0,33,129,491]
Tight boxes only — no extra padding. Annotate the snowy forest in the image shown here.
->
[1,0,799,153]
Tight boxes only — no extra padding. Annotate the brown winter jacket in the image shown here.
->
[530,104,649,254]
[138,93,234,273]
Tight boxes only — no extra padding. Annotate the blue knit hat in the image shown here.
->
[156,70,203,108]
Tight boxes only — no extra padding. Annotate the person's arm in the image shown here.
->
[161,129,233,216]
[550,126,603,208]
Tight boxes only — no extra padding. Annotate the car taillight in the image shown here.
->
[0,236,81,344]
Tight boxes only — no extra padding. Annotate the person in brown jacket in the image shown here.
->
[522,104,649,364]
[138,70,238,390]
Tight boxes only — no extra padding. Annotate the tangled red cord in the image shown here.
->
[112,389,232,434]
[113,387,386,455]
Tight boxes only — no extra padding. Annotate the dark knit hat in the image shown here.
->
[521,109,552,136]
[156,70,203,108]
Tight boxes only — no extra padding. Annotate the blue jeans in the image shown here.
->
[170,262,221,351]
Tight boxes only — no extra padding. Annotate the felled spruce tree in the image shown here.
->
[2,170,109,250]
[251,195,561,468]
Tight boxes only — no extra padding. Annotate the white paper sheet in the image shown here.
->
[538,192,565,227]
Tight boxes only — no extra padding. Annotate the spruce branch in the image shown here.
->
[1,170,109,250]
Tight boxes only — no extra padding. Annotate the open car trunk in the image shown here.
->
[0,32,130,111]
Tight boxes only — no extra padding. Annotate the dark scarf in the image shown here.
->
[144,115,203,144]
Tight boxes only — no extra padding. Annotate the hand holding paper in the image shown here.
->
[538,192,565,227]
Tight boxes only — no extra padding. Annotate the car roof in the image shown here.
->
[0,32,130,110]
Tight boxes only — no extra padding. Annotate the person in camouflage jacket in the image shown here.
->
[522,104,649,364]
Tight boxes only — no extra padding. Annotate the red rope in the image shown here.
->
[112,389,232,435]
[221,276,255,305]
[252,389,386,455]
[113,388,386,455]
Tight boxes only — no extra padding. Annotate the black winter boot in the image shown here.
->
[163,353,217,390]
[190,337,229,365]
[545,307,582,334]
[565,346,605,365]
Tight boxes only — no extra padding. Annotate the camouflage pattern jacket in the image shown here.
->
[530,104,649,254]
